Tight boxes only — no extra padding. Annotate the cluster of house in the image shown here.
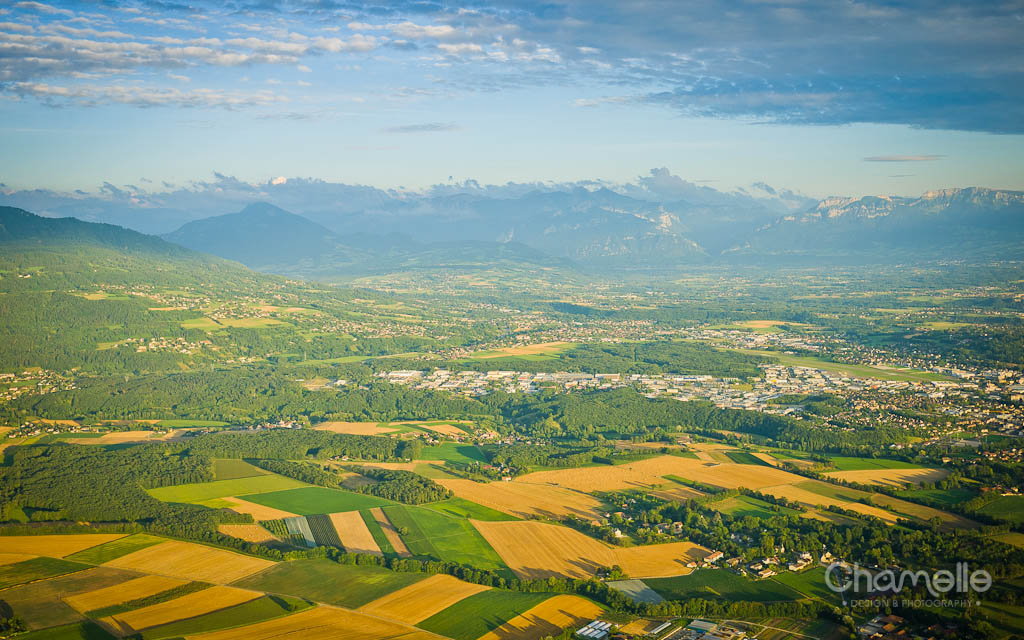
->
[858,615,911,639]
[0,369,76,402]
[720,551,833,580]
[114,336,211,354]
[377,362,980,416]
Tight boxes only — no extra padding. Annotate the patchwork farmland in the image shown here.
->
[0,443,993,639]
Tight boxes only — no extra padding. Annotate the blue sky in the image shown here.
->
[1,0,1022,198]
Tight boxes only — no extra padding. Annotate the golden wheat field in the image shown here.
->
[992,533,1024,549]
[408,422,468,437]
[871,494,978,529]
[354,461,423,472]
[759,484,903,524]
[369,507,411,557]
[104,540,274,583]
[479,594,604,640]
[187,605,447,640]
[65,575,187,613]
[220,496,298,520]
[750,452,782,467]
[101,586,260,633]
[65,430,167,445]
[358,574,491,624]
[329,511,381,556]
[649,485,705,502]
[615,542,709,578]
[619,619,664,635]
[0,553,36,567]
[438,478,602,520]
[472,520,707,580]
[472,341,571,358]
[514,455,801,493]
[824,467,950,487]
[0,534,126,557]
[689,443,736,452]
[217,524,279,544]
[314,421,399,436]
[472,520,611,579]
[801,509,862,526]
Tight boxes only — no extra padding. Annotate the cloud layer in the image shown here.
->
[0,1,1021,132]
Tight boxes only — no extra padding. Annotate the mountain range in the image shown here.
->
[3,186,1022,282]
[160,187,1023,275]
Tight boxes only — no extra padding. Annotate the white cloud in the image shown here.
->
[391,21,458,39]
[13,2,72,16]
[0,21,33,33]
[11,81,287,108]
[312,34,378,53]
[43,24,132,39]
[438,43,484,56]
[573,96,630,107]
[297,64,312,73]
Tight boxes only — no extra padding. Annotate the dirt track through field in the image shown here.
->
[369,508,411,557]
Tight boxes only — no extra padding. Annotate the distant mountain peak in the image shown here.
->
[238,202,292,217]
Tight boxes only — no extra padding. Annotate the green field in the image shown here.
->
[239,487,396,515]
[360,510,396,555]
[157,419,228,427]
[0,557,90,589]
[383,505,507,571]
[423,497,519,521]
[732,349,954,382]
[979,496,1024,524]
[646,569,803,602]
[35,433,105,443]
[980,602,1024,638]
[992,533,1024,549]
[212,458,270,481]
[770,567,841,603]
[712,495,801,520]
[138,595,311,639]
[0,564,139,629]
[232,558,427,608]
[64,533,166,564]
[147,473,308,503]
[414,463,463,479]
[15,622,115,640]
[181,317,284,331]
[827,456,925,471]
[794,480,872,502]
[467,342,576,361]
[420,443,487,464]
[417,590,554,640]
[305,514,343,547]
[897,487,977,506]
[724,451,771,466]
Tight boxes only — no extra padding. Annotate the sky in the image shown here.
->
[1,0,1023,199]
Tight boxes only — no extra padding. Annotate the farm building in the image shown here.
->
[575,619,612,639]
